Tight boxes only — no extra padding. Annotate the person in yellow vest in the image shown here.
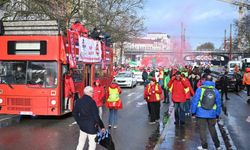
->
[106,82,122,129]
[144,77,163,124]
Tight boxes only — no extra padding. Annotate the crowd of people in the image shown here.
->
[72,62,250,150]
[141,64,250,150]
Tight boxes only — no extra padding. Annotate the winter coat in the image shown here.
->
[106,83,122,109]
[163,75,170,90]
[191,81,221,119]
[73,95,104,134]
[142,70,148,81]
[65,75,76,98]
[93,85,105,107]
[71,22,88,36]
[243,68,250,85]
[144,83,163,102]
[167,77,188,103]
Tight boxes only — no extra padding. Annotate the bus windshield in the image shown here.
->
[0,61,58,88]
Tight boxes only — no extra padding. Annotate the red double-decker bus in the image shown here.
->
[0,20,113,116]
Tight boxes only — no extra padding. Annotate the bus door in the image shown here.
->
[61,65,68,113]
[84,64,92,86]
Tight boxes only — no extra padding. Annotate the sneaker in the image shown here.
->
[197,146,208,150]
[149,121,156,124]
[108,125,112,128]
[155,119,160,122]
[216,146,222,150]
[113,126,117,129]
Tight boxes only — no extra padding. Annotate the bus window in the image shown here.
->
[27,61,58,88]
[72,64,83,82]
[0,61,27,84]
[94,64,103,79]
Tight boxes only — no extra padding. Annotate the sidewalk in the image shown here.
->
[155,112,226,150]
[0,114,21,128]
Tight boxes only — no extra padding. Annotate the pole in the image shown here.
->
[224,29,227,51]
[229,24,232,60]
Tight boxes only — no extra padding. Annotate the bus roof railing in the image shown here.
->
[2,20,62,35]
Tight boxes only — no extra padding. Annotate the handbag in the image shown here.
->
[95,129,115,150]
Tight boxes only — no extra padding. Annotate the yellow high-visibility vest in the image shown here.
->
[108,88,119,102]
[147,84,161,101]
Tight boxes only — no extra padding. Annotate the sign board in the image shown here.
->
[78,37,102,62]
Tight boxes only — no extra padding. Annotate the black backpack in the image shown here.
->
[200,87,216,110]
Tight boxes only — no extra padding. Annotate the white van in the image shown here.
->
[228,60,242,73]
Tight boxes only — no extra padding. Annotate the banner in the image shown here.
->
[78,37,102,62]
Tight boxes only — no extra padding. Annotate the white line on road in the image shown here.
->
[246,116,250,123]
[69,121,77,127]
[136,101,147,107]
[127,93,136,97]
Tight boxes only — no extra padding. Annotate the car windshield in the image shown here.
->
[117,73,132,77]
[0,61,58,88]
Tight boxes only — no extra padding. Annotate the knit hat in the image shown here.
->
[151,77,156,82]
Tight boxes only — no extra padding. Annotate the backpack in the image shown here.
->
[200,87,216,110]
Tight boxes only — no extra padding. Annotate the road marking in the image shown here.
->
[246,116,250,123]
[127,93,136,97]
[136,101,147,107]
[69,121,77,127]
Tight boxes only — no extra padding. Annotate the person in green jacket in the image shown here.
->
[163,70,170,103]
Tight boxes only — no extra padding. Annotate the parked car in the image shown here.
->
[215,72,243,92]
[113,71,137,88]
[133,71,143,84]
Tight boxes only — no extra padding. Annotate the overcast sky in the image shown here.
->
[143,0,239,49]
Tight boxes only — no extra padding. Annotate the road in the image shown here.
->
[0,84,160,150]
[223,90,250,150]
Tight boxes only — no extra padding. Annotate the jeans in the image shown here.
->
[76,130,96,150]
[185,99,191,113]
[163,88,169,103]
[108,109,118,126]
[221,87,228,100]
[158,79,163,87]
[197,118,220,149]
[174,102,185,123]
[98,107,103,119]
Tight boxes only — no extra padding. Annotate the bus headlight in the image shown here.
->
[51,100,56,105]
[0,98,3,104]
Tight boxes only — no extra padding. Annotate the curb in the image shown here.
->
[154,111,174,150]
[0,115,21,128]
[217,119,237,150]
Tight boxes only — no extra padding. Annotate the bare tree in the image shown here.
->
[1,0,144,42]
[234,13,250,52]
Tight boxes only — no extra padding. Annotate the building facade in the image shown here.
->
[123,32,172,65]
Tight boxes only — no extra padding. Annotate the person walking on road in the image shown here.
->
[144,77,163,124]
[220,71,230,101]
[168,71,188,125]
[243,67,250,104]
[106,82,123,129]
[142,68,148,86]
[73,86,105,150]
[92,79,105,119]
[191,75,222,150]
[162,71,170,104]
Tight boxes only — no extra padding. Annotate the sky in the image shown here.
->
[143,0,239,49]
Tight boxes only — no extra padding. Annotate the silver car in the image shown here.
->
[114,71,137,88]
